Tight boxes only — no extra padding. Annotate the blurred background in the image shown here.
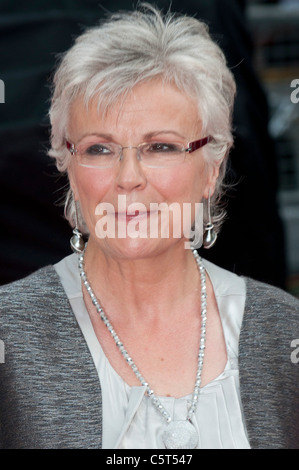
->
[0,0,298,295]
[247,0,299,296]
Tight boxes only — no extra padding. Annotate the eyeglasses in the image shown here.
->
[66,136,213,169]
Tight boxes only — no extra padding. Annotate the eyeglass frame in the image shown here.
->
[65,135,214,168]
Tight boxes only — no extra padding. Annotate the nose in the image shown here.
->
[115,147,147,193]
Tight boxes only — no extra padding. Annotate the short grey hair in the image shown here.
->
[48,3,236,234]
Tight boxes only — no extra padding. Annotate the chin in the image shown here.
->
[93,235,182,261]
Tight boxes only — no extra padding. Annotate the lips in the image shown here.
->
[115,210,150,222]
[95,197,160,224]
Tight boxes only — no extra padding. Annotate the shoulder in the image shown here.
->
[0,265,62,305]
[240,277,298,387]
[241,277,298,373]
[0,262,81,376]
[244,277,299,322]
[0,265,70,331]
[0,264,102,449]
[239,277,299,448]
[242,276,298,344]
[0,264,61,292]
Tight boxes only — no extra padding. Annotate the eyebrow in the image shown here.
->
[76,130,186,143]
[143,130,186,140]
[77,132,114,142]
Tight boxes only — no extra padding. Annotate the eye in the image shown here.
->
[146,142,183,153]
[84,143,113,156]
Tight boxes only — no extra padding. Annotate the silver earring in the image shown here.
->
[70,201,85,253]
[203,191,217,249]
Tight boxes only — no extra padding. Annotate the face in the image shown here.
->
[67,79,219,259]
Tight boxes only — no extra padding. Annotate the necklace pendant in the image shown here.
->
[162,420,198,449]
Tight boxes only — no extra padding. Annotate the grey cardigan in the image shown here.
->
[0,265,298,449]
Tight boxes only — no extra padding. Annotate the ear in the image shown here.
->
[203,160,221,200]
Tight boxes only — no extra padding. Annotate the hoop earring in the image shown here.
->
[70,201,85,253]
[203,191,217,249]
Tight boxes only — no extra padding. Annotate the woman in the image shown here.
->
[0,5,298,449]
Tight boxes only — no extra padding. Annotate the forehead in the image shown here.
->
[68,80,202,140]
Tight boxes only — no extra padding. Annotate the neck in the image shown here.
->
[82,239,201,321]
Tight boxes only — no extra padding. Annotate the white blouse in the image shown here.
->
[54,253,250,449]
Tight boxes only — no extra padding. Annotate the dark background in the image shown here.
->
[0,0,288,288]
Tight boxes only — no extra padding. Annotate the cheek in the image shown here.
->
[72,168,113,202]
[155,163,209,204]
